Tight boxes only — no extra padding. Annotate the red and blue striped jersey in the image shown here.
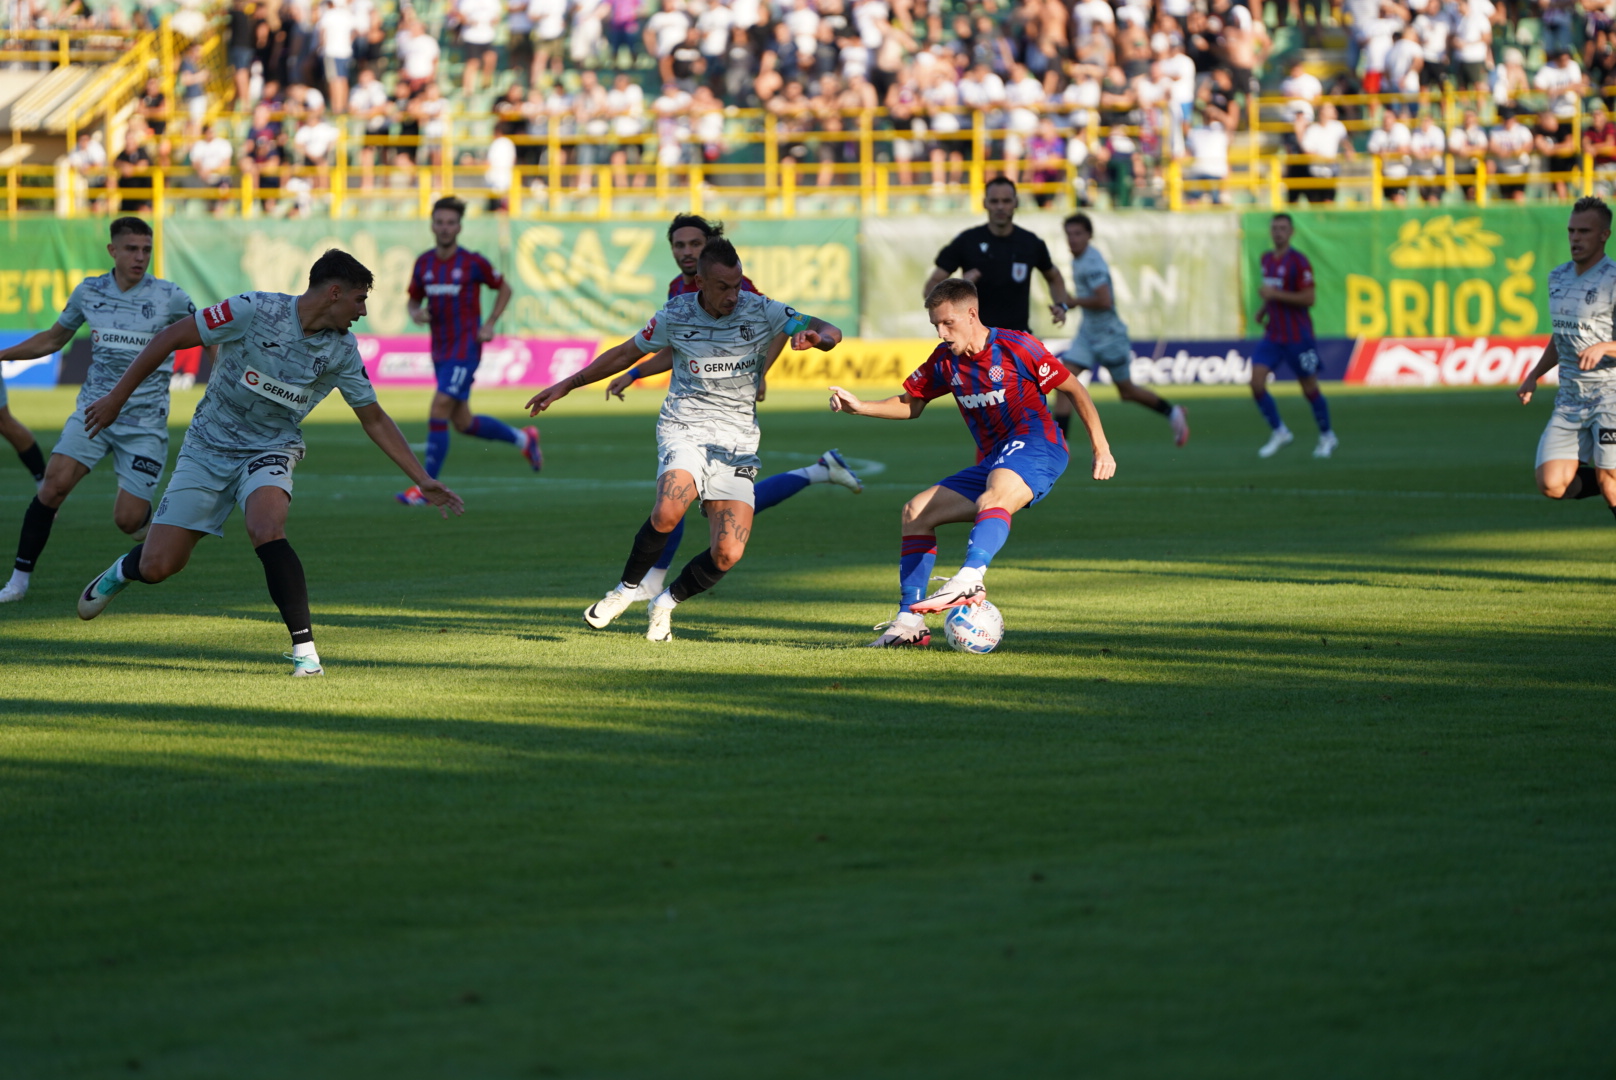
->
[1259,248,1315,344]
[667,272,761,299]
[903,328,1072,462]
[409,247,505,362]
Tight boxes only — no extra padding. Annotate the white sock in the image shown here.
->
[107,554,130,584]
[6,569,29,590]
[797,463,830,484]
[955,566,984,583]
[653,588,678,609]
[640,567,669,595]
[897,610,925,626]
[291,641,319,661]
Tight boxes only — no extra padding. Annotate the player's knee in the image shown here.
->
[140,549,185,583]
[650,505,683,532]
[900,496,928,528]
[1538,476,1569,498]
[711,539,745,570]
[246,522,286,548]
[114,505,148,533]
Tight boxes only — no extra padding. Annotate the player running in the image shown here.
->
[602,213,863,595]
[829,278,1115,648]
[1251,213,1337,459]
[1517,196,1616,519]
[1059,213,1189,446]
[396,196,540,505]
[0,217,206,604]
[528,238,842,641]
[75,249,462,676]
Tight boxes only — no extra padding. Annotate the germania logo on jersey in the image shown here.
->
[957,388,1008,409]
[241,368,313,410]
[90,330,155,348]
[202,300,233,329]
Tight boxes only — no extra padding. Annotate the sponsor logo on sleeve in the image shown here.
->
[641,316,657,341]
[203,300,234,329]
[242,368,313,413]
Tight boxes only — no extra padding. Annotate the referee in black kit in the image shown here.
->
[923,176,1077,332]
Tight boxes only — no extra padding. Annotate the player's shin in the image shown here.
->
[1254,390,1284,430]
[12,495,57,576]
[255,538,318,664]
[425,418,451,478]
[753,470,812,511]
[465,415,521,444]
[899,534,938,612]
[644,517,685,594]
[622,517,675,589]
[1305,390,1332,433]
[17,441,44,483]
[664,548,727,603]
[961,508,1013,578]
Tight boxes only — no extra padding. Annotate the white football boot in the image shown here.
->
[1169,405,1190,447]
[287,653,325,677]
[867,611,931,648]
[646,598,674,642]
[909,574,987,615]
[77,561,131,620]
[1258,426,1294,458]
[584,582,644,629]
[1313,430,1339,459]
[0,573,28,604]
[819,448,864,493]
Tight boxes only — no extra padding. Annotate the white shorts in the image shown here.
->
[53,409,169,500]
[1536,395,1616,470]
[656,425,758,507]
[152,443,300,537]
[1066,336,1132,378]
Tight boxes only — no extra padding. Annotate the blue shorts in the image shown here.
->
[938,438,1069,507]
[434,358,480,401]
[1253,338,1322,377]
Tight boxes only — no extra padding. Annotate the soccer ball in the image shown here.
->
[944,600,1004,654]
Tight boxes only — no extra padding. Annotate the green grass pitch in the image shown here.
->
[1,383,1612,1078]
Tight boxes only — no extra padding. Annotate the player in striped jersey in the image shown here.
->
[830,278,1116,648]
[396,197,541,505]
[601,214,863,596]
[1252,214,1337,459]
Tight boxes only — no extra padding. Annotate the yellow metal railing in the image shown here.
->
[0,28,137,67]
[61,27,161,147]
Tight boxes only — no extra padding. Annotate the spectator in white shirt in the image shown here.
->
[1073,0,1115,43]
[1452,0,1493,89]
[293,105,340,189]
[1491,47,1529,114]
[455,0,503,95]
[1410,111,1446,203]
[1368,109,1413,201]
[347,66,389,189]
[1301,102,1353,202]
[1281,60,1323,122]
[608,72,647,188]
[1002,61,1044,172]
[316,0,355,114]
[529,0,568,82]
[1448,108,1488,198]
[396,10,440,94]
[1489,112,1532,201]
[1184,119,1229,203]
[1385,26,1423,103]
[485,134,516,210]
[785,0,820,58]
[1533,49,1585,119]
[645,0,693,83]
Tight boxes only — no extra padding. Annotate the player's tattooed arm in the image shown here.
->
[607,347,674,400]
[528,337,650,414]
[1518,339,1559,403]
[791,317,842,352]
[829,387,926,419]
[1052,374,1116,481]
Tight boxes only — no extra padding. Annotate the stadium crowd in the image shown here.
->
[14,0,1616,206]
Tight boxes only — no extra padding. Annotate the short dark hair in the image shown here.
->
[110,217,152,241]
[924,277,979,311]
[668,213,723,242]
[1063,212,1093,234]
[308,248,375,291]
[697,237,742,274]
[985,175,1017,195]
[1272,212,1294,226]
[432,196,466,219]
[1573,196,1613,230]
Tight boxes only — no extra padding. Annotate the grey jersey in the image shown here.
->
[58,271,197,431]
[1548,256,1616,398]
[191,291,377,454]
[1070,246,1129,349]
[636,290,809,443]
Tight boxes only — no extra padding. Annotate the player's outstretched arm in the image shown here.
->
[791,317,843,353]
[607,346,674,400]
[529,338,647,414]
[0,322,72,365]
[829,386,925,419]
[1041,265,1076,324]
[83,316,202,437]
[1518,340,1559,403]
[1054,374,1116,480]
[353,401,464,519]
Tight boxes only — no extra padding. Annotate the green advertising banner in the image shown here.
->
[1238,208,1562,339]
[862,211,1245,340]
[0,219,120,330]
[165,217,861,340]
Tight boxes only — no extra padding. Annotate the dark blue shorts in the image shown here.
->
[434,358,480,401]
[1253,338,1322,377]
[937,438,1069,506]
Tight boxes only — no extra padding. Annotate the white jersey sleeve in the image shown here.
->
[57,279,90,333]
[196,294,259,346]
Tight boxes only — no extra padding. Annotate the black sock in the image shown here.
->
[255,538,313,646]
[1055,411,1071,437]
[620,517,672,588]
[120,544,148,584]
[1150,398,1173,416]
[1567,465,1603,499]
[17,442,44,482]
[15,496,56,573]
[669,549,727,603]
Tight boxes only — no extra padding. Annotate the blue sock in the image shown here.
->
[425,419,450,479]
[1254,391,1284,431]
[653,517,685,571]
[466,414,521,444]
[754,470,811,512]
[963,509,1013,571]
[900,534,938,612]
[1306,391,1332,433]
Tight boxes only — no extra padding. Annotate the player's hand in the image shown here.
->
[1516,377,1537,404]
[477,322,497,343]
[755,375,768,402]
[82,393,124,438]
[828,385,861,414]
[791,329,823,351]
[606,370,636,400]
[1091,448,1116,481]
[409,308,430,326]
[1577,341,1616,370]
[1258,285,1276,301]
[1049,302,1068,326]
[961,268,983,284]
[527,383,569,415]
[418,478,464,518]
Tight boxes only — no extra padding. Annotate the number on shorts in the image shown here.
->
[992,439,1026,466]
[450,366,471,394]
